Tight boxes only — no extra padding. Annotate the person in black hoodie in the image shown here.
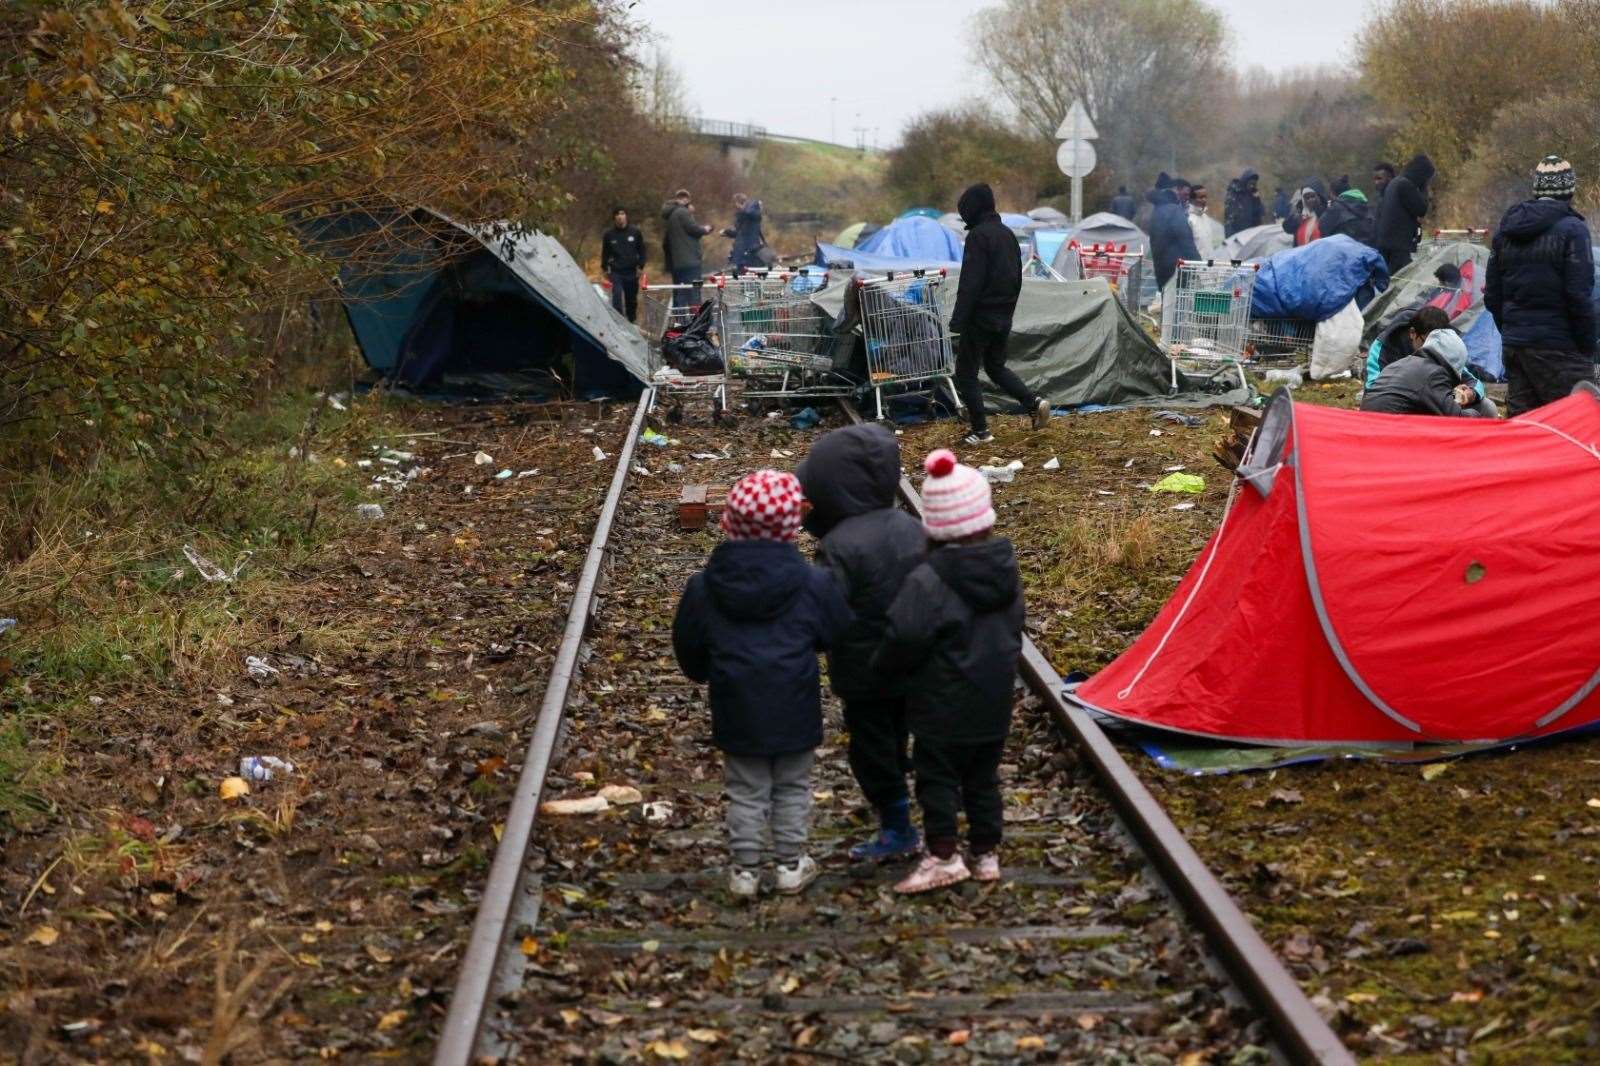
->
[1223,169,1265,237]
[1319,188,1376,247]
[1374,153,1435,274]
[1485,155,1598,414]
[673,470,851,899]
[796,425,927,863]
[950,182,1049,445]
[1109,185,1137,219]
[1149,177,1201,293]
[600,207,645,322]
[874,450,1024,894]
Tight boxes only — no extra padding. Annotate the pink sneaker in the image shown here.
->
[894,853,970,894]
[971,852,1001,882]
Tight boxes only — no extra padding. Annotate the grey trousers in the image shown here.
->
[724,751,814,867]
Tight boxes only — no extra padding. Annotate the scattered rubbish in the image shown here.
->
[1150,473,1206,494]
[1096,489,1115,496]
[219,777,251,801]
[641,428,671,447]
[516,469,538,478]
[1042,457,1061,471]
[356,503,385,520]
[473,450,494,466]
[494,469,513,480]
[1170,502,1196,511]
[244,655,279,679]
[1421,763,1452,782]
[356,459,373,469]
[1264,368,1304,388]
[631,463,654,478]
[239,756,295,782]
[540,795,610,816]
[789,407,822,430]
[381,449,414,462]
[1149,429,1164,437]
[978,460,1024,484]
[667,462,684,475]
[1163,465,1187,472]
[326,392,348,411]
[1123,458,1135,469]
[181,544,252,583]
[599,784,644,805]
[1154,410,1205,428]
[0,618,14,636]
[592,446,608,462]
[642,801,674,824]
[690,452,723,461]
[463,486,474,495]
[769,448,794,459]
[765,411,782,420]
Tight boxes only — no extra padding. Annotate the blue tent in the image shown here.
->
[813,241,960,273]
[312,209,646,397]
[897,207,943,221]
[854,215,966,263]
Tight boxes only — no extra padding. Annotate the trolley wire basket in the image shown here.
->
[1245,317,1317,362]
[1159,259,1260,391]
[639,282,728,419]
[712,268,853,399]
[855,269,962,420]
[1068,241,1146,311]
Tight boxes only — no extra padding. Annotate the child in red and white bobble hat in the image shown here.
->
[673,470,851,899]
[872,449,1025,893]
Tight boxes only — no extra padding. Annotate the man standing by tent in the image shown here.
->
[1374,153,1435,274]
[1485,155,1597,415]
[1373,162,1396,201]
[1188,183,1225,258]
[1149,176,1201,293]
[662,189,713,306]
[1109,185,1137,219]
[722,193,770,269]
[600,206,645,323]
[1223,169,1264,236]
[950,182,1049,446]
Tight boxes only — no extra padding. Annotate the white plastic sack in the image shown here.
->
[1309,300,1363,380]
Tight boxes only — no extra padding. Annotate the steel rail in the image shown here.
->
[434,393,653,1066]
[838,403,1352,1065]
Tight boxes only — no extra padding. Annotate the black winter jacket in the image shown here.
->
[1320,194,1375,246]
[1223,169,1264,236]
[872,539,1024,745]
[1109,192,1138,220]
[1484,198,1597,354]
[796,425,927,702]
[1149,188,1201,290]
[673,540,851,756]
[951,183,1022,336]
[1374,154,1434,256]
[1360,347,1482,418]
[661,200,711,274]
[600,223,646,274]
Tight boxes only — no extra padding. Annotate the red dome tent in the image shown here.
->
[1071,385,1600,745]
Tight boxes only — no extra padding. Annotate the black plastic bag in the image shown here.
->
[662,300,724,376]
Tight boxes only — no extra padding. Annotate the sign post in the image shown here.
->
[1054,99,1098,224]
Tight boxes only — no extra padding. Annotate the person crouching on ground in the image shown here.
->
[1360,327,1497,418]
[951,182,1050,446]
[797,424,927,864]
[874,450,1024,893]
[672,470,851,899]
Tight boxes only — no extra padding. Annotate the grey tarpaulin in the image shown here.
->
[811,273,1249,409]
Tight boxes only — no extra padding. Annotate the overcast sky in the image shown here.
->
[632,0,1364,146]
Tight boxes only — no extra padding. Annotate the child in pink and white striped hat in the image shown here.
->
[872,449,1025,893]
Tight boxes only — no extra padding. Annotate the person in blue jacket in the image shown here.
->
[722,193,769,269]
[1149,175,1201,292]
[1485,155,1598,415]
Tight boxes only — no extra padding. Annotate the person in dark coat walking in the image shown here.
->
[1360,328,1496,417]
[1374,153,1435,274]
[874,450,1024,894]
[950,182,1049,445]
[673,470,852,898]
[721,193,769,269]
[1319,189,1376,246]
[1484,155,1598,415]
[1149,180,1201,291]
[1109,185,1137,219]
[796,425,927,863]
[661,189,713,307]
[1223,168,1265,237]
[600,207,645,323]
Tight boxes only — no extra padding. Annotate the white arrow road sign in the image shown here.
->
[1055,99,1098,140]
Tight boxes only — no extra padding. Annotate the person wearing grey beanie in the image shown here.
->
[1485,154,1597,414]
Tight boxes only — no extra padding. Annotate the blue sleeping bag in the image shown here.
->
[1250,235,1390,322]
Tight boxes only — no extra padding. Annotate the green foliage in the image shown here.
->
[886,105,1055,213]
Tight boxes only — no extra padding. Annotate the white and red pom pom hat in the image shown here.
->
[721,469,804,542]
[920,449,995,541]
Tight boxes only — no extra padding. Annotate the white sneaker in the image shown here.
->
[774,855,820,895]
[728,866,761,899]
[894,853,971,894]
[972,852,1001,883]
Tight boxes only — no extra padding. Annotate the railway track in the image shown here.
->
[434,393,1352,1065]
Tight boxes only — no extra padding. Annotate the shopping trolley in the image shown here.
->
[712,268,852,400]
[1422,228,1489,247]
[1245,317,1317,362]
[855,269,963,420]
[639,282,728,421]
[1068,241,1146,311]
[1159,259,1260,392]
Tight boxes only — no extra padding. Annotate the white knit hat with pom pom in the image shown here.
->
[920,449,995,542]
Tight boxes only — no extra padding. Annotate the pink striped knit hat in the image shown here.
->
[920,449,994,541]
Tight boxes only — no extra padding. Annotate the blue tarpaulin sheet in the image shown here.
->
[1250,235,1390,322]
[1462,309,1504,380]
[855,215,965,263]
[813,241,960,273]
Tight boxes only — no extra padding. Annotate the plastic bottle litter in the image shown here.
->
[356,503,385,520]
[473,450,494,466]
[239,756,295,782]
[182,544,251,583]
[244,655,279,678]
[789,407,822,430]
[1264,368,1304,388]
[1150,472,1206,494]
